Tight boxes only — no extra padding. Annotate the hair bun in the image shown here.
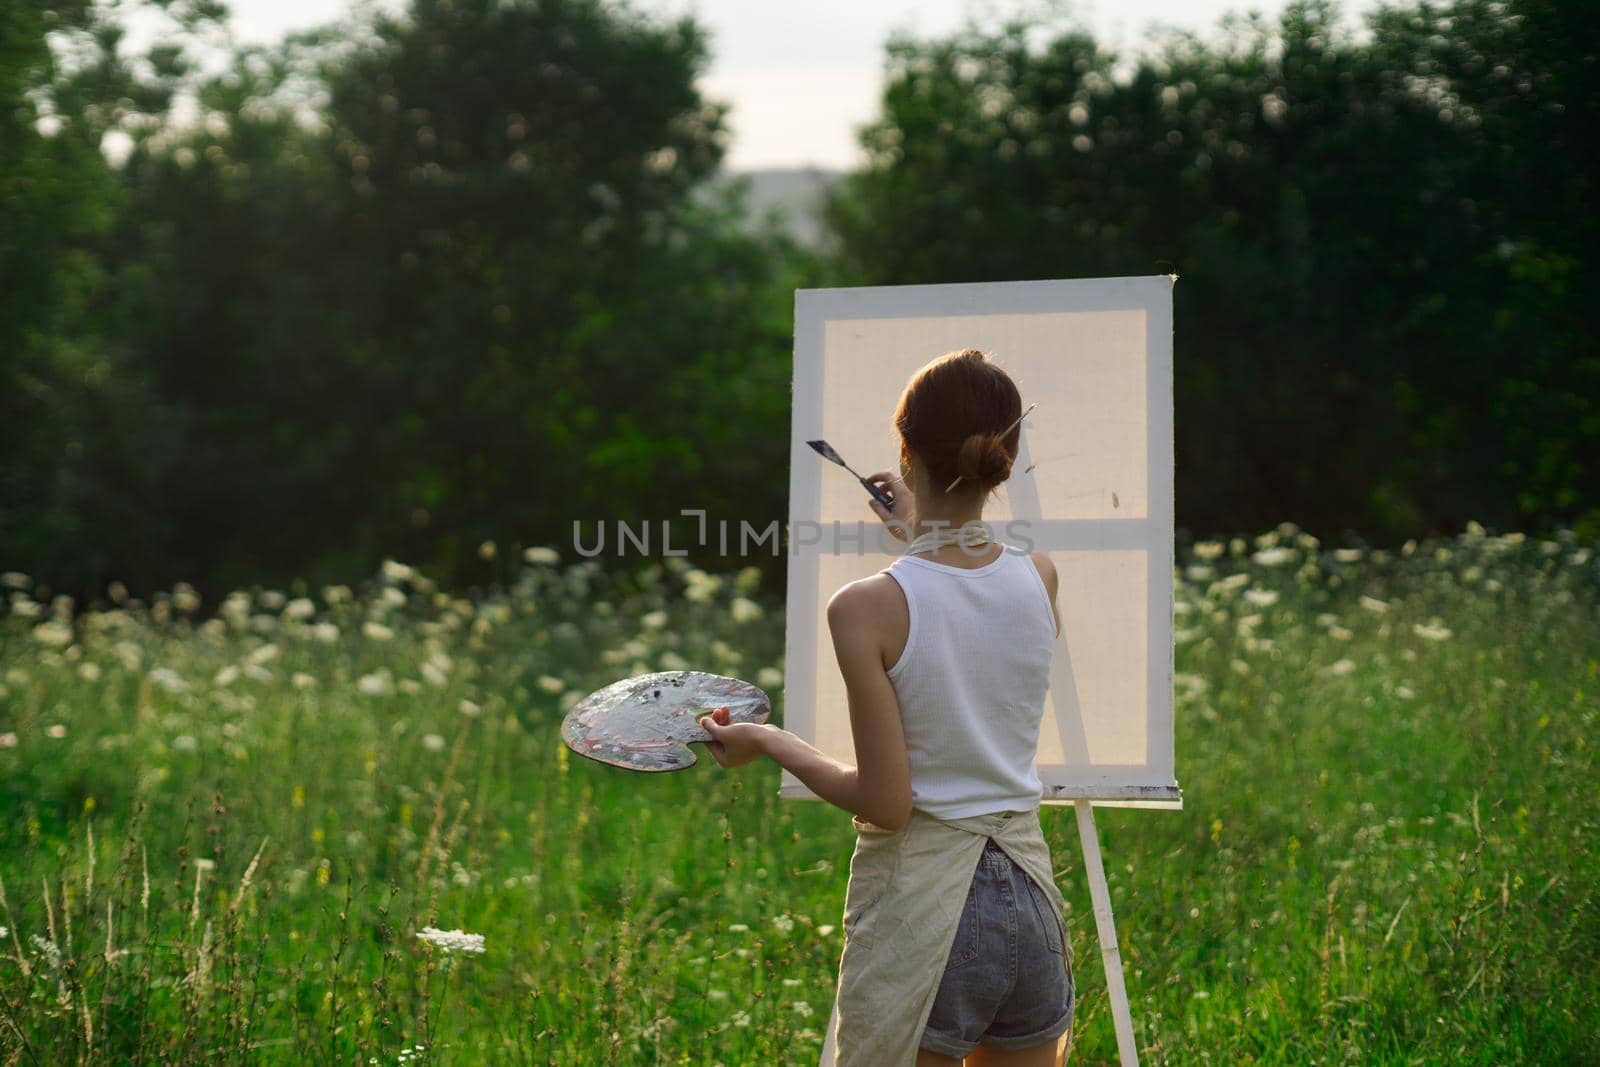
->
[955,431,1015,490]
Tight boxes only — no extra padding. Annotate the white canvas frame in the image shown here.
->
[780,275,1180,808]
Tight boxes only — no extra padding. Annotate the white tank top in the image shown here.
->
[882,541,1057,819]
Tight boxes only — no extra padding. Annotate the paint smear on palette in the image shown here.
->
[560,671,772,772]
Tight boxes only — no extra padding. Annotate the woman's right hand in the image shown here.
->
[864,470,911,541]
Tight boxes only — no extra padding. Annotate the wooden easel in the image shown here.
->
[795,274,1182,1066]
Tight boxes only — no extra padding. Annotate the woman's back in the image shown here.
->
[883,541,1058,820]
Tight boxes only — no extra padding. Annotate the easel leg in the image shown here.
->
[1075,799,1140,1067]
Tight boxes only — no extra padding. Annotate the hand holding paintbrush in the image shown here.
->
[806,440,912,542]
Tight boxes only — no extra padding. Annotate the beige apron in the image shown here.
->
[830,806,1074,1065]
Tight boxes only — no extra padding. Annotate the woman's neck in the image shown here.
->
[906,469,987,542]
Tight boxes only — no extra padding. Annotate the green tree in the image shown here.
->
[95,0,808,596]
[1,1,223,597]
[821,0,1597,540]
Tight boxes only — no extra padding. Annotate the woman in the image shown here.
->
[699,348,1074,1066]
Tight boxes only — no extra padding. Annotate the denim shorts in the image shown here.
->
[919,838,1075,1058]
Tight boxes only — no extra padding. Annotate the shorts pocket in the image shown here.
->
[942,886,982,970]
[1025,875,1065,956]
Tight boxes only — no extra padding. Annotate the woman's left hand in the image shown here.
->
[698,706,770,768]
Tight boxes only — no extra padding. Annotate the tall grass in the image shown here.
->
[0,524,1595,1064]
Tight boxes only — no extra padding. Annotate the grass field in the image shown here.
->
[0,524,1596,1064]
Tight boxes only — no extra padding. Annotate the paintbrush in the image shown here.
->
[807,439,897,513]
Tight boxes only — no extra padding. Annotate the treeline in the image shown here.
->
[1,0,1593,604]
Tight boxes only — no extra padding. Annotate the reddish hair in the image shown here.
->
[894,348,1022,496]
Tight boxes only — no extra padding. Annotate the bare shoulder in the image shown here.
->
[1027,549,1059,594]
[826,573,906,627]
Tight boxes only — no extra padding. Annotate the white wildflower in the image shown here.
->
[458,699,482,717]
[422,733,445,752]
[641,609,668,630]
[772,914,795,935]
[523,546,560,565]
[1192,541,1224,561]
[735,565,762,594]
[31,620,74,647]
[478,540,497,560]
[357,671,391,696]
[792,1001,814,1018]
[47,724,67,739]
[684,569,721,602]
[284,597,316,620]
[421,662,448,687]
[322,584,353,606]
[148,668,189,694]
[381,560,416,584]
[416,926,485,954]
[1359,596,1389,614]
[214,665,240,687]
[0,733,17,747]
[1413,622,1452,641]
[1322,659,1356,677]
[536,675,565,694]
[77,662,101,682]
[291,672,317,690]
[730,597,763,624]
[1329,626,1353,640]
[1,571,31,589]
[311,622,340,644]
[172,734,198,752]
[1395,685,1415,700]
[658,651,690,672]
[1251,546,1295,567]
[1333,548,1363,562]
[1243,589,1279,607]
[757,666,783,690]
[726,923,750,933]
[362,621,394,642]
[30,934,61,967]
[381,586,407,609]
[171,582,201,613]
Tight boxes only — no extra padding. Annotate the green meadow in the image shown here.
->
[0,524,1595,1064]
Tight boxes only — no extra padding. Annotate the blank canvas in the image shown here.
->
[781,275,1180,807]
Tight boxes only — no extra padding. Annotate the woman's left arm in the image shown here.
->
[699,579,912,830]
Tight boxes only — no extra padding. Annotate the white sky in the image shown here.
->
[171,0,1378,170]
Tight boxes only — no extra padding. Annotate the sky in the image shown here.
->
[160,0,1379,171]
